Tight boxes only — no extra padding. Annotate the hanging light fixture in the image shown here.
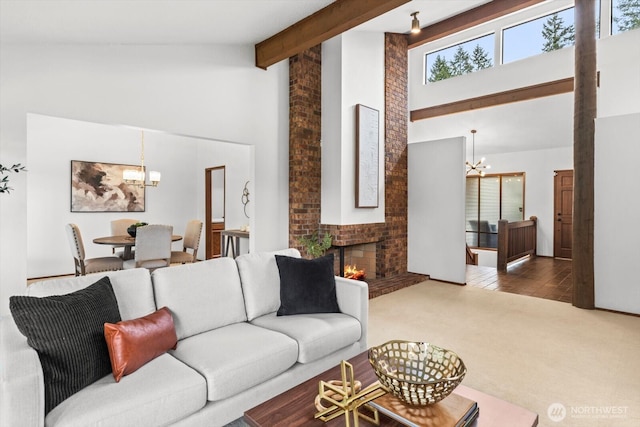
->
[410,12,421,34]
[466,129,491,176]
[123,130,161,187]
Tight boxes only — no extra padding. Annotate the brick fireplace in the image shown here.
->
[288,34,408,279]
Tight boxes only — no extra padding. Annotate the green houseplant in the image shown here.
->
[298,231,332,258]
[0,163,27,194]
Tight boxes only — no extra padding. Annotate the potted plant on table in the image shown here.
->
[126,222,148,237]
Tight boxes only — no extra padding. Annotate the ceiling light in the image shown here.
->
[123,130,161,187]
[411,12,421,34]
[466,129,491,176]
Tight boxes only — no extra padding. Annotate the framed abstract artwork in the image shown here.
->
[355,104,380,208]
[71,160,145,212]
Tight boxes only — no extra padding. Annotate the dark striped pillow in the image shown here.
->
[10,276,121,414]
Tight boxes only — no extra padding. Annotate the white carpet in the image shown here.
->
[368,280,640,427]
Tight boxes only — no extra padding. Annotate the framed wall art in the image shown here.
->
[71,160,145,212]
[355,104,380,208]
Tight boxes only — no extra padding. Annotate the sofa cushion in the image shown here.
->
[170,322,298,401]
[26,268,156,321]
[276,254,340,316]
[251,312,362,363]
[45,353,206,427]
[236,248,301,321]
[152,258,246,340]
[10,276,121,414]
[104,307,178,382]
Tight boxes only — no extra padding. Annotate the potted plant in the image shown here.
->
[298,231,332,258]
[0,163,26,194]
[126,222,148,237]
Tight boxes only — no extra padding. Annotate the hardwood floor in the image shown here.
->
[465,256,572,303]
[368,256,572,304]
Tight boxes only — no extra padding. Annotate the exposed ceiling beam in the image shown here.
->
[255,0,410,69]
[410,77,574,121]
[407,0,546,49]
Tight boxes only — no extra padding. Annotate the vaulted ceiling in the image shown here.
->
[1,0,576,156]
[0,0,489,46]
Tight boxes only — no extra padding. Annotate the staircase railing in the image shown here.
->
[466,244,478,265]
[497,216,537,271]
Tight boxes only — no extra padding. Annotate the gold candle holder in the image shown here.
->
[314,360,386,427]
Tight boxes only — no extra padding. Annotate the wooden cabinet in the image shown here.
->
[208,222,225,259]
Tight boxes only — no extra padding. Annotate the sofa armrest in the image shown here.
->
[334,277,368,349]
[1,315,45,427]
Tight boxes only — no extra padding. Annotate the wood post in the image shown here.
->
[572,0,597,309]
[497,219,508,271]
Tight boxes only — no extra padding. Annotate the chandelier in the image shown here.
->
[466,129,490,176]
[123,131,161,187]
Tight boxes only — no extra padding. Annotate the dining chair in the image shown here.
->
[110,218,139,257]
[66,223,123,276]
[123,224,172,271]
[170,220,203,264]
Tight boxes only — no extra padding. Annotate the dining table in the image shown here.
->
[93,234,183,261]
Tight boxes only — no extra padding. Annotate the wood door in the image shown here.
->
[205,166,225,259]
[554,170,573,259]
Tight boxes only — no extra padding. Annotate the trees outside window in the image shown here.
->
[425,1,636,82]
[613,0,640,33]
[426,35,494,83]
[541,13,575,52]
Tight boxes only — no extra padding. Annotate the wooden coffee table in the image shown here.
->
[244,351,538,427]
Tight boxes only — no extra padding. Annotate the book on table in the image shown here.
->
[369,391,478,427]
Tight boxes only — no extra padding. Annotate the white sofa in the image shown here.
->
[0,249,368,427]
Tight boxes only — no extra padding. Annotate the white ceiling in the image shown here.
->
[0,0,570,156]
[0,0,489,45]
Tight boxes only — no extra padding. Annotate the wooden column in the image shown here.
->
[572,0,597,309]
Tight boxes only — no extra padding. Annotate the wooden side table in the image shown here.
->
[220,229,250,258]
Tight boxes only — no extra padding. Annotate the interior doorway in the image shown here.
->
[205,166,225,259]
[554,169,573,259]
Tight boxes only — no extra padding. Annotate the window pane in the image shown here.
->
[502,175,525,222]
[612,0,640,34]
[465,177,479,246]
[479,177,500,248]
[425,34,494,83]
[503,8,575,64]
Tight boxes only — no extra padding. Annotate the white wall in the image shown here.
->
[196,142,253,257]
[594,113,640,315]
[25,114,253,278]
[597,29,640,117]
[408,137,466,284]
[321,32,385,225]
[0,44,289,315]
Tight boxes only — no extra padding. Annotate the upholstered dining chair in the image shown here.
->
[110,218,139,257]
[66,223,124,276]
[123,224,172,271]
[170,220,203,264]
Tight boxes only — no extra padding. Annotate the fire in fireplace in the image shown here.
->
[344,265,366,281]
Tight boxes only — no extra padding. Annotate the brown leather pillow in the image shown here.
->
[104,306,178,382]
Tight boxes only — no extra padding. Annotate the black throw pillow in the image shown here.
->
[276,254,340,316]
[10,276,121,414]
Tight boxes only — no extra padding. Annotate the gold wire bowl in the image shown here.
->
[369,340,467,406]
